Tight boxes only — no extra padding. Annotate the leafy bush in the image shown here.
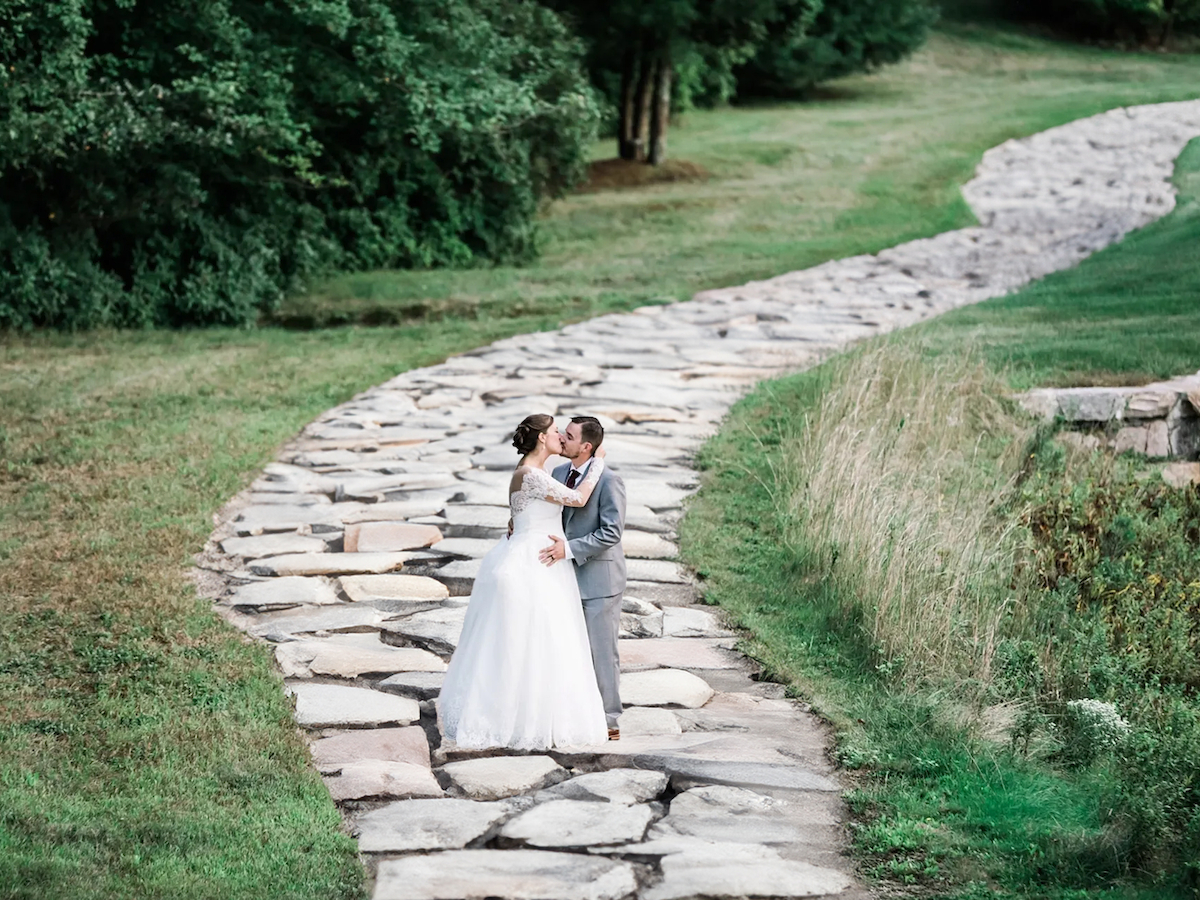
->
[0,0,598,330]
[1000,0,1200,45]
[734,0,938,98]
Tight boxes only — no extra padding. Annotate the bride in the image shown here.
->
[436,414,609,750]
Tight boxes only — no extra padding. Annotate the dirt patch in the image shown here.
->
[579,158,710,193]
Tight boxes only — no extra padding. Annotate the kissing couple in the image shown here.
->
[437,414,627,749]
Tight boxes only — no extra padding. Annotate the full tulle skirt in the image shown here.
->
[436,520,607,750]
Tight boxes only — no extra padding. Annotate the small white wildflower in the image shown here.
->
[1065,698,1130,750]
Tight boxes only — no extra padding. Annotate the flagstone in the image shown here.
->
[500,799,655,848]
[373,850,637,900]
[290,683,420,728]
[310,726,431,768]
[440,756,567,801]
[249,604,384,640]
[220,533,329,559]
[643,848,852,899]
[381,606,467,655]
[540,768,669,805]
[355,798,515,853]
[339,573,449,603]
[234,504,342,535]
[319,760,443,801]
[276,634,446,679]
[339,500,448,524]
[343,522,443,553]
[427,537,497,558]
[223,576,339,610]
[620,669,714,708]
[619,639,743,672]
[620,531,678,559]
[617,707,683,737]
[250,552,409,577]
[661,606,733,638]
[624,559,689,584]
[378,671,445,700]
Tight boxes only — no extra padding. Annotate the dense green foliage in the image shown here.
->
[0,0,597,330]
[734,0,938,97]
[682,140,1200,895]
[1001,0,1200,45]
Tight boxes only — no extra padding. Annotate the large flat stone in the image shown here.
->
[428,537,497,558]
[339,573,449,605]
[356,798,514,853]
[290,683,420,728]
[617,707,682,736]
[223,576,339,610]
[340,500,447,524]
[276,634,446,678]
[442,504,512,529]
[620,669,714,709]
[621,531,679,559]
[234,504,340,535]
[662,607,733,638]
[624,581,699,607]
[250,552,409,577]
[619,639,742,672]
[249,604,383,640]
[648,784,835,848]
[381,606,467,655]
[501,799,655,848]
[644,846,852,899]
[310,726,431,768]
[344,522,443,553]
[373,849,637,900]
[441,756,567,801]
[220,534,329,559]
[540,768,669,805]
[320,760,443,801]
[625,560,689,584]
[378,671,445,700]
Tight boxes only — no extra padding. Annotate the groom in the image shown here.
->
[539,416,626,741]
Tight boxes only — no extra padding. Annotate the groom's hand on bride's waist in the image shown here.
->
[539,535,566,566]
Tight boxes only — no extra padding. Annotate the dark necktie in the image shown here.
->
[566,469,580,489]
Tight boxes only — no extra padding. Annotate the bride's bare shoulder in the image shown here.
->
[509,465,545,492]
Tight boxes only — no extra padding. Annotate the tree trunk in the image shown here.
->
[648,48,672,166]
[618,49,637,161]
[631,41,655,162]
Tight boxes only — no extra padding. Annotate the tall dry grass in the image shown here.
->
[780,341,1034,685]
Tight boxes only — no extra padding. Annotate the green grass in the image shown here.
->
[2,24,1199,900]
[679,139,1200,896]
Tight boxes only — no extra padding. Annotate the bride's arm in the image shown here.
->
[531,455,605,508]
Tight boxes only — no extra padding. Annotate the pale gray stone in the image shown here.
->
[662,607,733,638]
[643,847,852,899]
[541,768,669,805]
[619,611,663,639]
[442,504,512,529]
[428,537,497,558]
[619,638,743,672]
[310,726,431,768]
[620,670,714,708]
[378,671,445,700]
[441,756,567,800]
[501,799,655,848]
[343,522,443,552]
[373,849,637,900]
[648,784,832,848]
[381,606,467,654]
[250,551,410,577]
[621,531,679,559]
[1147,419,1171,457]
[1113,426,1148,455]
[223,576,339,610]
[625,559,689,584]
[621,596,661,616]
[320,760,443,801]
[617,707,683,736]
[290,683,420,728]
[339,573,449,603]
[249,604,383,640]
[356,798,514,853]
[234,504,340,535]
[1163,461,1200,488]
[220,534,328,559]
[276,634,446,679]
[339,500,447,524]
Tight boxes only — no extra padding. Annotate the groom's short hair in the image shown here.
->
[571,416,604,451]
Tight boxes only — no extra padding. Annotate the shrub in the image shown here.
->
[0,0,598,330]
[1000,0,1200,45]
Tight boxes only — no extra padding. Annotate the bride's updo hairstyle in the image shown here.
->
[512,414,554,455]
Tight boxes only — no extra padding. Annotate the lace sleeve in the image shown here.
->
[513,462,605,511]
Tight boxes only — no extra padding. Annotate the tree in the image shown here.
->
[547,0,817,165]
[0,0,599,330]
[733,0,937,99]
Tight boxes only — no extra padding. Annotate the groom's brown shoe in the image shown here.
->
[608,727,620,741]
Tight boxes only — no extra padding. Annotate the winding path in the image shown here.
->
[196,100,1200,900]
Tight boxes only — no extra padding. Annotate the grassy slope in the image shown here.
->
[2,25,1199,900]
[680,141,1200,896]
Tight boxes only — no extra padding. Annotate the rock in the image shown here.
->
[541,768,669,805]
[378,671,445,700]
[427,558,482,595]
[276,634,446,679]
[1113,426,1148,455]
[428,537,497,558]
[250,552,409,577]
[617,707,683,737]
[290,683,420,728]
[648,784,832,848]
[355,798,514,853]
[620,611,663,638]
[619,639,743,672]
[1163,461,1200,488]
[621,532,679,559]
[440,756,567,801]
[662,607,733,638]
[1057,431,1102,452]
[381,606,467,655]
[624,581,699,608]
[233,504,340,535]
[320,760,443,801]
[310,726,431,768]
[1146,419,1171,458]
[620,669,714,709]
[373,849,637,900]
[625,560,689,584]
[644,847,852,899]
[339,573,449,606]
[659,758,841,793]
[223,576,339,610]
[442,504,512,530]
[340,500,447,524]
[344,522,443,553]
[501,799,655,848]
[621,596,661,617]
[220,534,328,559]
[248,605,383,641]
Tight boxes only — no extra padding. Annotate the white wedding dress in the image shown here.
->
[436,463,608,750]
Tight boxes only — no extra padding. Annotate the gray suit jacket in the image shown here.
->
[553,461,627,601]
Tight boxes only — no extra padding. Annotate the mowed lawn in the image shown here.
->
[2,26,1199,900]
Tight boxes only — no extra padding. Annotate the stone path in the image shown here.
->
[195,101,1200,900]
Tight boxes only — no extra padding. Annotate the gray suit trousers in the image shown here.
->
[582,592,623,728]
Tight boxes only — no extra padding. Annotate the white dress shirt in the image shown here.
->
[562,458,592,561]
